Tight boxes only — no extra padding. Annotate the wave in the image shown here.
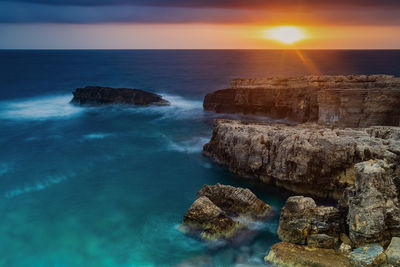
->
[0,94,85,120]
[163,136,209,154]
[83,133,114,140]
[4,174,71,199]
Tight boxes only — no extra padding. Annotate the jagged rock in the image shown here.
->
[180,184,272,242]
[203,119,400,198]
[342,160,400,246]
[71,86,169,106]
[385,237,400,266]
[181,196,238,240]
[348,243,387,267]
[264,242,352,267]
[277,196,344,248]
[197,183,271,219]
[204,75,400,127]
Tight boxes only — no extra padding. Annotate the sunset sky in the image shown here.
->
[0,0,400,49]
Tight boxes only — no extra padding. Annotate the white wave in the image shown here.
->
[4,174,70,199]
[164,136,209,154]
[0,94,85,120]
[83,133,113,140]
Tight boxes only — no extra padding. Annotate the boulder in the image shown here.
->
[181,196,238,240]
[277,196,344,248]
[197,183,271,219]
[203,119,400,198]
[71,86,169,106]
[348,243,387,267]
[385,237,400,266]
[180,184,272,242]
[203,75,400,127]
[343,160,400,246]
[264,242,352,267]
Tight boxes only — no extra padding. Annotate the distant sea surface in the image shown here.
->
[0,50,399,267]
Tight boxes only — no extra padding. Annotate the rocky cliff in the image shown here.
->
[204,75,400,127]
[203,119,400,198]
[72,86,169,106]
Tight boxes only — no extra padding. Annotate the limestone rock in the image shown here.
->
[344,160,400,246]
[264,242,352,267]
[180,184,272,242]
[277,196,344,248]
[385,237,400,266]
[348,243,387,267]
[71,86,169,106]
[203,75,400,127]
[181,196,238,240]
[339,242,352,254]
[197,183,271,219]
[203,119,400,197]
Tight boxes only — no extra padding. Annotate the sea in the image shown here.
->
[0,50,399,267]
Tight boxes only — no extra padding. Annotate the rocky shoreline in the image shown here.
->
[193,75,400,266]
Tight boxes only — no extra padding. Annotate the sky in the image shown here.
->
[0,0,400,49]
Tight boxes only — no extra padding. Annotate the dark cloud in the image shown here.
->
[0,0,399,25]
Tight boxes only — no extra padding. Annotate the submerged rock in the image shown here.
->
[277,196,344,249]
[180,184,272,243]
[71,86,169,106]
[264,242,352,267]
[203,119,400,198]
[204,75,400,127]
[348,243,387,267]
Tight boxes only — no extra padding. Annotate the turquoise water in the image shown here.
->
[1,50,400,266]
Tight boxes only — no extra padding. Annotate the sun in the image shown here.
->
[263,26,306,44]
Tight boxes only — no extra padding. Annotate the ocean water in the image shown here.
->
[0,50,400,267]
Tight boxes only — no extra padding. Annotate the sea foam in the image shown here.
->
[0,94,85,120]
[4,174,71,199]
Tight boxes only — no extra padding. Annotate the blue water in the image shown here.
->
[1,50,400,267]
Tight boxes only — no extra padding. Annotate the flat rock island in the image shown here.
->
[71,86,169,106]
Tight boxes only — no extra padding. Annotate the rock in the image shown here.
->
[264,242,352,267]
[203,119,400,198]
[180,184,272,242]
[385,237,400,266]
[348,243,387,267]
[203,75,400,127]
[197,183,271,219]
[343,160,400,246]
[181,196,238,240]
[339,242,352,254]
[71,86,169,106]
[174,255,215,267]
[277,196,344,248]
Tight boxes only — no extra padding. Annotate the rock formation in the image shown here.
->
[265,242,352,267]
[180,183,272,242]
[204,75,400,127]
[203,119,400,198]
[340,160,400,247]
[71,86,169,106]
[277,196,345,249]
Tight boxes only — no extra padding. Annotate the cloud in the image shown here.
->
[0,0,399,25]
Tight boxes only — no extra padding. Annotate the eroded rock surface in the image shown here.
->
[72,86,169,106]
[203,119,400,198]
[180,184,272,242]
[341,160,400,247]
[348,243,387,267]
[264,242,352,267]
[204,75,400,127]
[277,196,344,249]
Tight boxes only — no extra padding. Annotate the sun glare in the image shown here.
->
[264,26,306,44]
